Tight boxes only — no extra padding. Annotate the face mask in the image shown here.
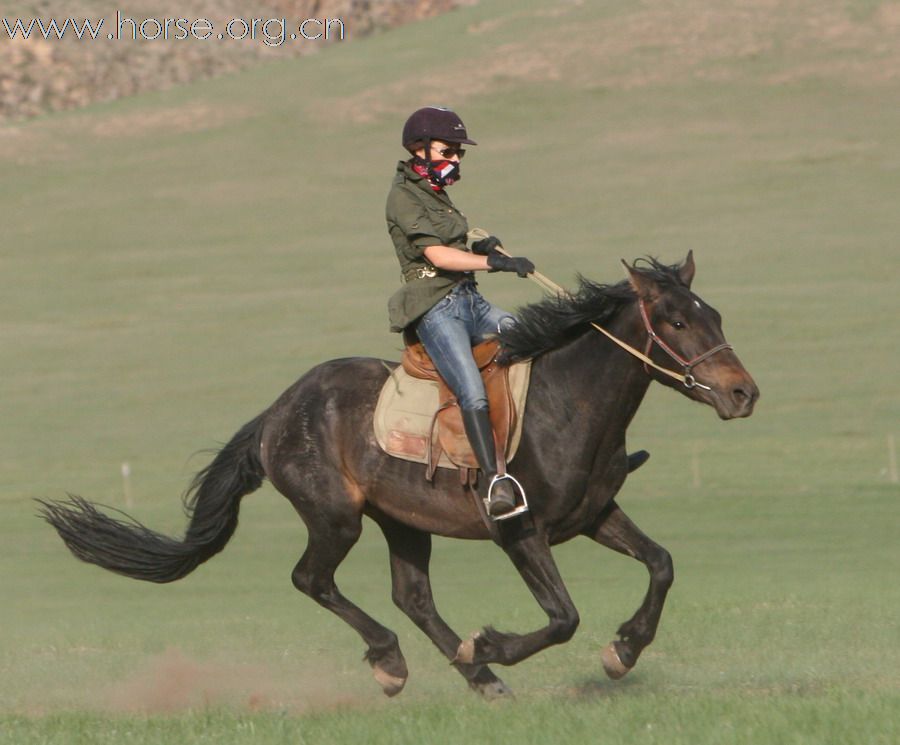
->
[412,156,461,190]
[430,159,461,187]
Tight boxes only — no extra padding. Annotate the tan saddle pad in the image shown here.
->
[374,341,531,474]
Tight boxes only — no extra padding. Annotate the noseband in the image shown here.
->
[636,299,733,390]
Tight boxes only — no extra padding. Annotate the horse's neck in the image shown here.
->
[530,305,651,443]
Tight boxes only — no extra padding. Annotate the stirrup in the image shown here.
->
[485,474,529,522]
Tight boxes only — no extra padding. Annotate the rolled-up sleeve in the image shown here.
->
[387,189,442,258]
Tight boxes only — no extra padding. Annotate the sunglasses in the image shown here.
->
[434,145,466,159]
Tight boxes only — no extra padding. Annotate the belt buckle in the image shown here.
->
[416,266,437,279]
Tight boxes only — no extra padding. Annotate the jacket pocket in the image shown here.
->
[423,203,468,246]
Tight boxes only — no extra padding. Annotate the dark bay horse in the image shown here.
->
[40,254,758,699]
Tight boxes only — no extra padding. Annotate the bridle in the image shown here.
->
[585,300,731,392]
[635,298,733,391]
[490,244,734,392]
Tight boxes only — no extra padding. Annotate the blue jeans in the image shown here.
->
[416,281,515,411]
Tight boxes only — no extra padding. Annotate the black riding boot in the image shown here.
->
[460,408,518,517]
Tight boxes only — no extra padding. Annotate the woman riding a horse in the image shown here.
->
[40,111,761,697]
[385,106,536,517]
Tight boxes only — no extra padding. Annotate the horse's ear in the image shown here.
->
[678,250,696,288]
[621,259,658,301]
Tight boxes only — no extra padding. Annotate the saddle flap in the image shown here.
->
[402,339,501,381]
[433,348,514,472]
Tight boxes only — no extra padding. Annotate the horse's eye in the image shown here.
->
[672,320,686,330]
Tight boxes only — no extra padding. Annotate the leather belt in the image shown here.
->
[402,266,473,283]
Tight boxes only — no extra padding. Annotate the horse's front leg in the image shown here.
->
[455,525,580,667]
[582,499,674,679]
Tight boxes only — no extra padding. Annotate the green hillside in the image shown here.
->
[2,0,898,742]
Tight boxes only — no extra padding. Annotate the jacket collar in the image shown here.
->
[396,160,453,204]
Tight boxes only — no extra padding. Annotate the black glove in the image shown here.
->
[487,253,535,278]
[471,235,503,256]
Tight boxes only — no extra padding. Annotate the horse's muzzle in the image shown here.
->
[711,377,759,420]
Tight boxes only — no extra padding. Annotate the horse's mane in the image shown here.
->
[498,257,688,364]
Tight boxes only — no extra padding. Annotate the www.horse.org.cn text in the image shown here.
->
[2,14,346,47]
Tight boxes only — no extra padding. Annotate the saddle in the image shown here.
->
[373,338,530,482]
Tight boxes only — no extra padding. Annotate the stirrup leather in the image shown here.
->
[485,474,529,521]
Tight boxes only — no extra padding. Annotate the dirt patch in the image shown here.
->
[0,122,70,164]
[322,40,563,125]
[0,101,248,164]
[101,647,361,714]
[89,102,251,138]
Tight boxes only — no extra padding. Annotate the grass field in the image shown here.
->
[2,0,899,742]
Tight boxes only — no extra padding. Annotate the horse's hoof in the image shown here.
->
[473,678,514,701]
[453,632,480,665]
[372,664,407,697]
[601,642,632,680]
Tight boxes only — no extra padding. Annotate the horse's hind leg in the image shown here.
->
[376,516,513,699]
[583,499,674,679]
[289,506,408,697]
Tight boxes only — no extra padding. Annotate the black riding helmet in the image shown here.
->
[401,106,478,150]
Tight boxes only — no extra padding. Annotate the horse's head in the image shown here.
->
[624,252,759,420]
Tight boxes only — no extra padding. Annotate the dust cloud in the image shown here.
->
[100,647,363,715]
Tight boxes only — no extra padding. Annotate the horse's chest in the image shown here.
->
[547,461,627,541]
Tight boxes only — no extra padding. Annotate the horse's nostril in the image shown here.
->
[732,386,759,409]
[733,388,749,401]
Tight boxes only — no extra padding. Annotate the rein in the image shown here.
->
[496,250,731,391]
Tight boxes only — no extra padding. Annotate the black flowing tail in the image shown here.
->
[37,414,266,584]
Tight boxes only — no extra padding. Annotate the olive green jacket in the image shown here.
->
[386,160,472,332]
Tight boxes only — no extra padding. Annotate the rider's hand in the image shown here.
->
[471,235,503,256]
[487,254,535,278]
